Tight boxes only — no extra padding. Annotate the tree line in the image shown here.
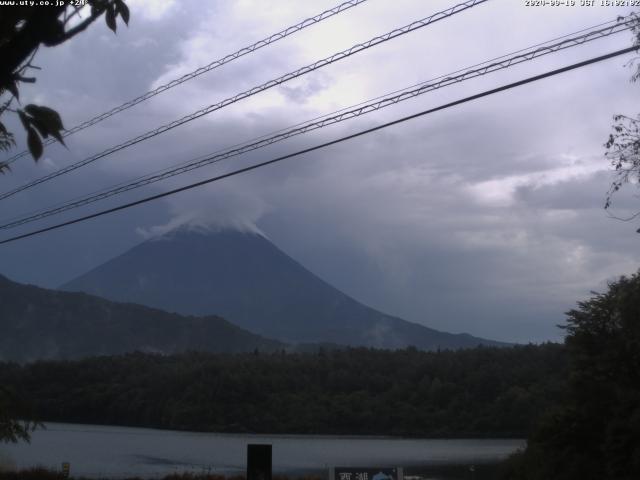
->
[0,343,565,438]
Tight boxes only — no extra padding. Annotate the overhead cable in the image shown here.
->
[0,16,634,231]
[0,45,636,246]
[0,0,488,201]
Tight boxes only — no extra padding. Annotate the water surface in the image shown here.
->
[0,423,524,478]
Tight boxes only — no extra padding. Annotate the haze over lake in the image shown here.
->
[0,423,524,478]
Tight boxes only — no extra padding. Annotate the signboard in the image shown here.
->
[247,444,272,480]
[332,467,402,480]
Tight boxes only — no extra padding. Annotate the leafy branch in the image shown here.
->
[0,0,129,169]
[604,13,640,231]
[0,385,41,444]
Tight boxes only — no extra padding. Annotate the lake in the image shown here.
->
[0,423,525,479]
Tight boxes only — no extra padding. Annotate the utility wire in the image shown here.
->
[0,15,632,229]
[7,13,624,223]
[2,0,370,166]
[0,45,636,246]
[0,0,488,202]
[0,17,634,231]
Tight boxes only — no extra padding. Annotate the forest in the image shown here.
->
[0,343,566,438]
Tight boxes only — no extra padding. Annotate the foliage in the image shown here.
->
[604,13,640,224]
[0,344,566,438]
[0,0,129,170]
[501,271,640,480]
[0,385,39,444]
[605,114,640,219]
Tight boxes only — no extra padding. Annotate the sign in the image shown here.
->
[332,467,402,480]
[247,444,272,480]
[61,462,70,479]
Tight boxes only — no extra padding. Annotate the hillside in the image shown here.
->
[0,274,283,363]
[62,227,506,350]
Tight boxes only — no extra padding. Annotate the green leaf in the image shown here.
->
[17,110,30,130]
[26,127,43,161]
[29,117,50,140]
[24,105,65,131]
[106,4,117,33]
[48,128,65,146]
[115,0,130,25]
[23,105,66,146]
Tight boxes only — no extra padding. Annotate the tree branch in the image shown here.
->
[47,5,107,46]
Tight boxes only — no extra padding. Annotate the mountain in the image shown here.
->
[62,227,506,349]
[0,274,283,363]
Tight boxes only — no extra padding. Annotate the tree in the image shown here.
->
[604,13,640,229]
[563,272,640,479]
[0,385,39,444]
[501,271,640,480]
[0,0,130,171]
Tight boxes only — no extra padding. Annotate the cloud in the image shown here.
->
[466,154,608,207]
[126,0,178,21]
[1,0,639,343]
[136,181,271,240]
[279,71,332,104]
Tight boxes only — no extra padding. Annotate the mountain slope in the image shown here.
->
[0,274,283,363]
[61,227,505,350]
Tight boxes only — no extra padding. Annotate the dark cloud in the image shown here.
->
[1,0,639,342]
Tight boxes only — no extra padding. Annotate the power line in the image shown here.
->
[0,45,635,246]
[15,10,623,226]
[2,0,370,166]
[0,16,633,231]
[0,0,488,202]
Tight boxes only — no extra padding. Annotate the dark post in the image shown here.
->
[247,444,272,480]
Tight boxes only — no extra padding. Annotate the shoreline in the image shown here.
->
[27,422,528,441]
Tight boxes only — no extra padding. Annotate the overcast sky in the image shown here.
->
[1,0,639,343]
